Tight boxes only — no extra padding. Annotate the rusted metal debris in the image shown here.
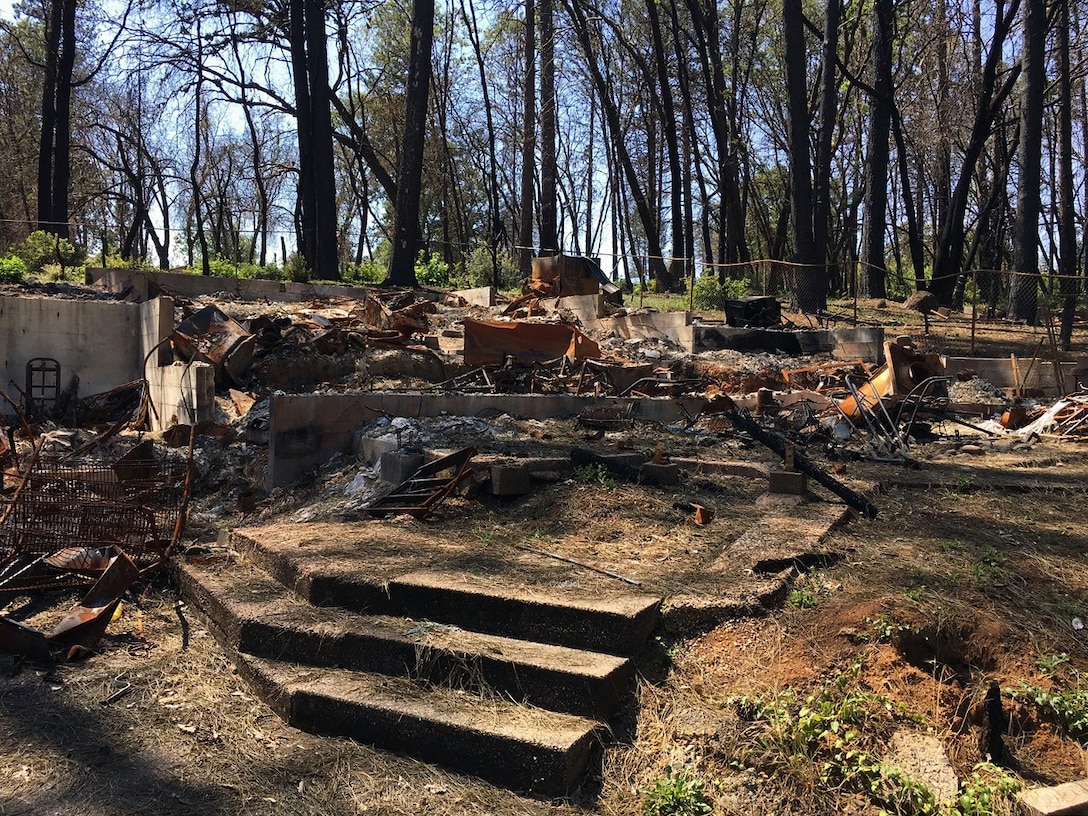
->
[362,290,435,338]
[710,393,879,519]
[173,304,256,386]
[0,442,189,590]
[0,437,191,661]
[0,547,141,662]
[366,447,477,519]
[463,318,601,367]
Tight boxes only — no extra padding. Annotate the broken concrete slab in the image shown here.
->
[595,310,692,346]
[449,286,496,307]
[542,293,604,326]
[489,465,532,495]
[269,393,706,487]
[1017,779,1088,816]
[884,731,958,807]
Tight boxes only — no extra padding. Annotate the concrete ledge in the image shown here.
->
[450,286,496,307]
[87,268,372,304]
[268,393,706,487]
[693,325,885,361]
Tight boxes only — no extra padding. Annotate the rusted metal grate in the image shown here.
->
[0,456,187,572]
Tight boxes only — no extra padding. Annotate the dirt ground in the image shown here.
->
[2,301,1088,816]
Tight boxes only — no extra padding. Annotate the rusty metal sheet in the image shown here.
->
[49,549,139,649]
[463,319,601,366]
[0,616,52,661]
[173,304,255,385]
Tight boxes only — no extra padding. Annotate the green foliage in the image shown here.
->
[641,766,712,816]
[788,575,832,610]
[103,254,150,270]
[731,660,1019,815]
[461,245,521,289]
[205,257,275,280]
[1008,672,1088,742]
[0,255,27,283]
[11,230,85,275]
[282,253,310,283]
[1037,652,1071,678]
[345,260,386,285]
[690,275,753,311]
[415,252,450,287]
[864,614,909,643]
[574,463,616,489]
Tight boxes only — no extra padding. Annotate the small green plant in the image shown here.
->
[788,575,832,609]
[641,766,712,816]
[1008,674,1088,742]
[574,463,616,489]
[978,546,1006,566]
[282,252,310,282]
[864,614,908,642]
[953,761,1021,815]
[0,255,27,283]
[1037,652,1071,678]
[938,538,965,552]
[650,635,681,668]
[788,585,819,609]
[729,660,1020,815]
[905,586,926,602]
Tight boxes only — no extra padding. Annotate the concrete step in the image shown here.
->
[236,654,601,796]
[176,557,635,717]
[233,528,662,656]
[385,570,661,656]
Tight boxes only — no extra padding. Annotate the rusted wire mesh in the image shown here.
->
[0,457,187,571]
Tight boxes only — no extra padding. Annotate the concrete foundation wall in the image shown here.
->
[451,287,496,307]
[0,296,166,406]
[594,311,693,346]
[693,324,885,361]
[0,293,213,429]
[268,393,706,486]
[944,356,1080,395]
[87,268,372,304]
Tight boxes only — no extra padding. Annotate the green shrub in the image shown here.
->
[463,245,521,289]
[345,260,386,285]
[205,257,272,280]
[691,275,752,311]
[11,230,85,275]
[282,253,310,283]
[415,252,449,287]
[0,255,27,283]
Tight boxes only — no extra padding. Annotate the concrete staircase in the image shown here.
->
[175,532,662,796]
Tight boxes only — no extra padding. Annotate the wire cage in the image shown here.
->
[0,456,188,574]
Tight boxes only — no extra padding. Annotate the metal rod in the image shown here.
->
[514,543,643,586]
